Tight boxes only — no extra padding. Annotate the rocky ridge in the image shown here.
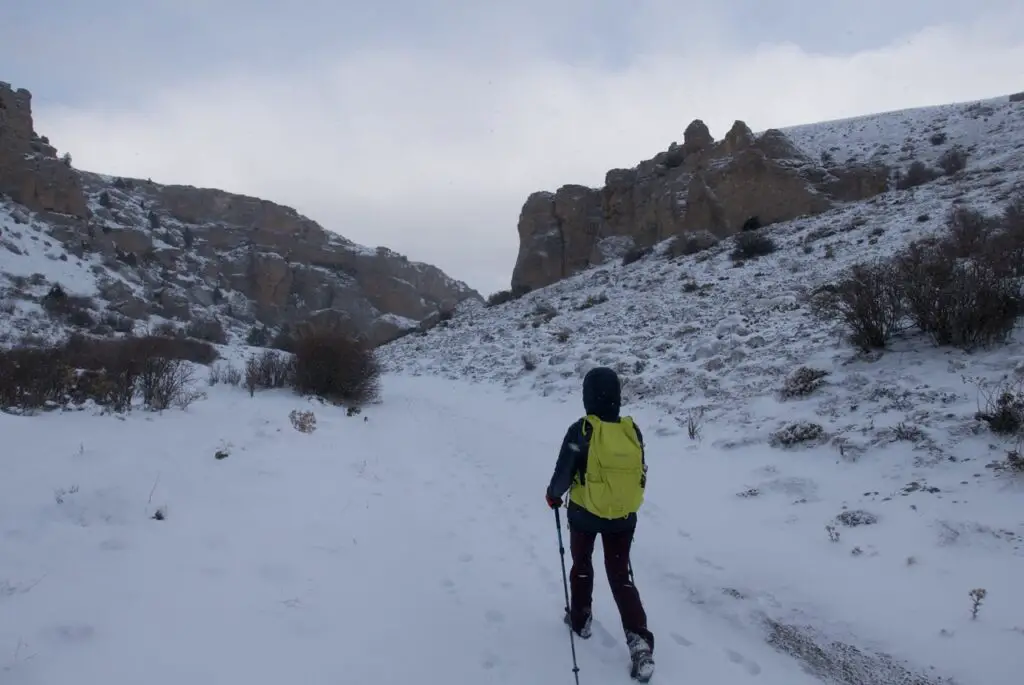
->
[0,80,480,347]
[511,117,893,291]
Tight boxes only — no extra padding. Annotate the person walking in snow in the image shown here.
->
[545,366,655,682]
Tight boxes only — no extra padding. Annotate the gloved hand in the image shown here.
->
[545,493,562,509]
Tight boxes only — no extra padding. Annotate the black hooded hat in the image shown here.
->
[582,366,621,421]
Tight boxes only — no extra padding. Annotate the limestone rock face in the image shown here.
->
[511,117,892,292]
[0,83,88,218]
[0,81,480,345]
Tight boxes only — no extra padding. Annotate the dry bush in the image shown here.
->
[291,329,381,406]
[485,290,516,307]
[244,349,295,396]
[895,239,1020,350]
[0,334,211,412]
[973,376,1024,436]
[0,346,74,409]
[622,246,652,266]
[730,231,777,262]
[816,199,1024,352]
[937,145,968,175]
[185,317,228,344]
[669,231,718,258]
[289,409,317,433]
[812,261,904,351]
[40,284,95,328]
[208,363,242,387]
[138,356,198,410]
[896,160,940,189]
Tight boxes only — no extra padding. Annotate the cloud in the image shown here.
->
[27,3,1024,295]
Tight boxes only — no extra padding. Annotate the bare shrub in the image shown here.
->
[945,206,998,257]
[0,333,213,413]
[622,246,652,266]
[291,329,381,406]
[289,409,317,433]
[522,353,538,371]
[0,346,73,410]
[685,407,705,441]
[138,356,198,411]
[937,145,968,175]
[973,376,1024,435]
[486,290,514,307]
[896,160,940,189]
[185,317,228,344]
[781,367,829,399]
[208,363,242,387]
[812,261,904,351]
[895,239,1021,350]
[40,284,95,327]
[244,350,295,396]
[731,231,777,262]
[246,325,270,347]
[669,231,719,258]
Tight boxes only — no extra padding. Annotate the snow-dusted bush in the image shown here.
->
[780,367,829,400]
[769,421,826,448]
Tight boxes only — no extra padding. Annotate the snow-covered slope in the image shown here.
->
[372,94,1024,682]
[2,373,1019,685]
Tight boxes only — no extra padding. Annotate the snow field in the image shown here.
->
[2,371,1021,684]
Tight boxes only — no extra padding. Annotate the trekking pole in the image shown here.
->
[554,507,581,685]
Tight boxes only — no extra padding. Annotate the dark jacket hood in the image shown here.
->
[583,366,621,421]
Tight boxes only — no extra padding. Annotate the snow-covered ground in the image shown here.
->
[1,371,1021,685]
[4,94,1024,684]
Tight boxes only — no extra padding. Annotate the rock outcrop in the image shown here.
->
[0,81,479,345]
[512,118,891,291]
[0,83,89,218]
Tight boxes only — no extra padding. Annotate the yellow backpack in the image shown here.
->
[569,415,646,520]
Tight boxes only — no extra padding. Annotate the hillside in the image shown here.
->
[509,91,1024,293]
[0,81,480,348]
[377,93,1024,682]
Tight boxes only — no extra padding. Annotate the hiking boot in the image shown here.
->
[626,631,655,682]
[563,608,593,639]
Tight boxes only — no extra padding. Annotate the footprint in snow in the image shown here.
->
[694,556,725,571]
[670,632,693,647]
[484,609,505,624]
[725,648,762,676]
[98,538,128,552]
[458,553,474,563]
[42,623,96,645]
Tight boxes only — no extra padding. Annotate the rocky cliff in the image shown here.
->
[0,81,480,345]
[511,118,891,291]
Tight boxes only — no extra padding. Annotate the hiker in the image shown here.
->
[545,366,655,681]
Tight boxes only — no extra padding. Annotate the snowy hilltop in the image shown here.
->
[2,89,1024,685]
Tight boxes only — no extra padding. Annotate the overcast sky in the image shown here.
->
[3,1,1023,295]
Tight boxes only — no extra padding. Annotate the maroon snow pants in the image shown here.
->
[568,526,655,651]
